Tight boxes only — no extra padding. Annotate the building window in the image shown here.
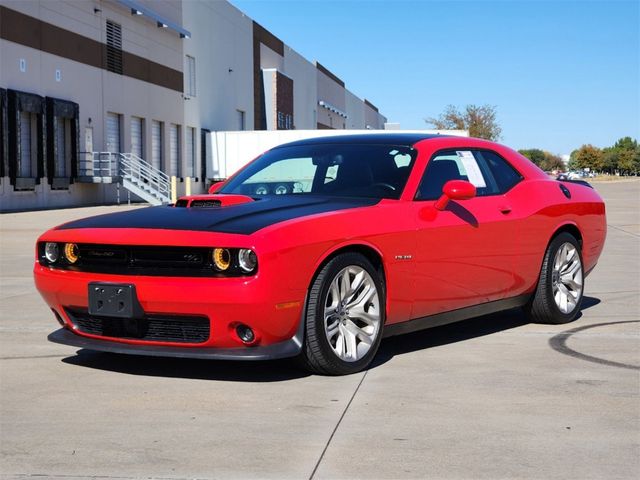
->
[237,110,245,131]
[185,126,196,177]
[106,20,123,75]
[185,55,196,97]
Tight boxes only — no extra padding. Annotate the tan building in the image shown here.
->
[0,0,387,211]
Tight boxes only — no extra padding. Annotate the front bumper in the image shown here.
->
[35,263,306,351]
[48,324,304,360]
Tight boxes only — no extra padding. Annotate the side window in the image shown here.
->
[417,150,495,200]
[476,150,522,193]
[417,149,521,200]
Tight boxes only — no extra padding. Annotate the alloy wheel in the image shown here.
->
[552,242,583,314]
[323,266,381,362]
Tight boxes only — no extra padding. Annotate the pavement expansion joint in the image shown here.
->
[308,369,369,480]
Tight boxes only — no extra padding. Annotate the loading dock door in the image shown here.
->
[106,113,120,153]
[19,111,32,177]
[55,116,67,177]
[151,120,162,171]
[169,123,179,176]
[130,117,143,158]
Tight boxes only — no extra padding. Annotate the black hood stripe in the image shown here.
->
[56,196,380,234]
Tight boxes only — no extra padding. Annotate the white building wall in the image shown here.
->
[182,0,253,133]
[282,47,317,130]
[345,89,365,130]
[316,68,346,129]
[0,0,187,209]
[175,0,255,195]
[365,104,387,130]
[0,0,391,209]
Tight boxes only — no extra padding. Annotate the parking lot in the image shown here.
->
[1,180,638,480]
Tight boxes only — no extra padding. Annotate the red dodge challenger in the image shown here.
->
[34,134,606,375]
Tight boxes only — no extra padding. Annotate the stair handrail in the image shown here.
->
[78,152,171,204]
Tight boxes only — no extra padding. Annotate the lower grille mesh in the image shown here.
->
[65,308,210,344]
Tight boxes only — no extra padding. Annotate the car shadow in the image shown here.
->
[371,295,601,368]
[62,351,310,382]
[371,308,528,367]
[60,296,601,380]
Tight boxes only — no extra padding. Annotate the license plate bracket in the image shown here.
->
[88,282,143,318]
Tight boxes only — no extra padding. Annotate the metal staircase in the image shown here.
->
[78,152,171,205]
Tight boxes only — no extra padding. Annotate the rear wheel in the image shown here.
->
[525,232,584,324]
[299,253,385,375]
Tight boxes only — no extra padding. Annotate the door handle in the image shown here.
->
[499,205,512,215]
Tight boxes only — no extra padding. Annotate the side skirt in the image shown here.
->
[383,294,531,339]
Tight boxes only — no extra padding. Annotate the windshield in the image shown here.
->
[219,143,417,199]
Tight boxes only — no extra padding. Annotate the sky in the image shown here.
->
[230,0,639,155]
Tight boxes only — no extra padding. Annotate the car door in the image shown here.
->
[410,148,521,318]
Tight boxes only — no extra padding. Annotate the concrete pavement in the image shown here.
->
[1,181,638,479]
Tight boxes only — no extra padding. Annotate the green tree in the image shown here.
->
[426,104,502,141]
[601,149,618,174]
[568,145,604,172]
[519,149,564,171]
[518,149,546,167]
[543,152,565,171]
[612,137,639,175]
[602,137,640,175]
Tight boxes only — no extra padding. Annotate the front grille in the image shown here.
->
[38,243,255,277]
[66,308,210,344]
[42,244,215,277]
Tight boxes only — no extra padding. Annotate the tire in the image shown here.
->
[525,232,584,324]
[299,253,385,375]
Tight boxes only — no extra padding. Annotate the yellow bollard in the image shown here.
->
[185,176,191,196]
[171,176,177,204]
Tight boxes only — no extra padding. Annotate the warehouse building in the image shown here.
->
[0,0,387,211]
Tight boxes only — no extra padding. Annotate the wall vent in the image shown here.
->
[106,21,123,75]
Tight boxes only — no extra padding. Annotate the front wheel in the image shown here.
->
[525,232,584,324]
[299,253,385,375]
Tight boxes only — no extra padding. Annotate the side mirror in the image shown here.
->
[434,180,476,211]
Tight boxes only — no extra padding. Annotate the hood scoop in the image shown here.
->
[175,194,255,209]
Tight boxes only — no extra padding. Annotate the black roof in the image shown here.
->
[274,133,447,148]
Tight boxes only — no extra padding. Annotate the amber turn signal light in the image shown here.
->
[212,248,231,271]
[64,243,79,264]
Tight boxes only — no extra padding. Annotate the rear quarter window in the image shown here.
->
[476,150,523,193]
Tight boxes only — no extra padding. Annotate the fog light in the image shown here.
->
[212,248,231,271]
[238,249,257,273]
[64,243,79,264]
[236,324,255,344]
[45,242,59,263]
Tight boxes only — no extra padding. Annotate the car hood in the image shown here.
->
[55,196,380,235]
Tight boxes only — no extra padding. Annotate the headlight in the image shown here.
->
[238,249,257,273]
[212,248,231,271]
[64,243,79,264]
[44,243,59,263]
